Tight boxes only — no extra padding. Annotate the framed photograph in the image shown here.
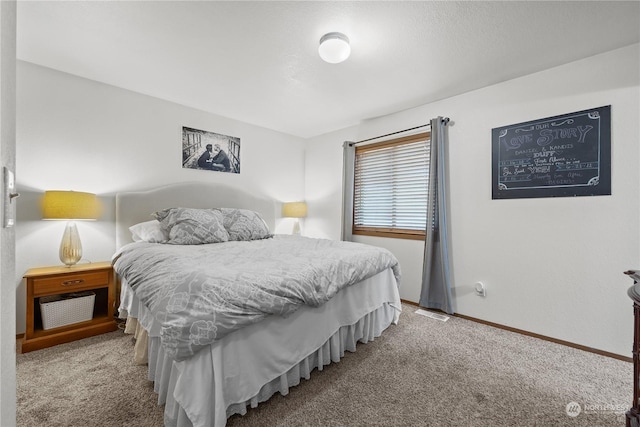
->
[182,126,240,174]
[492,106,611,199]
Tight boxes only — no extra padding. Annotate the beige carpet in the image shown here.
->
[17,306,632,426]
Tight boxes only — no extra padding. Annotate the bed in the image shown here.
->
[113,182,402,427]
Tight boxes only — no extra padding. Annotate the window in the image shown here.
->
[353,132,430,240]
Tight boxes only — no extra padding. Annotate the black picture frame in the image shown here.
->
[492,106,611,200]
[182,126,241,174]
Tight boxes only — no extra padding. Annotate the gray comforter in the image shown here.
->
[113,235,400,361]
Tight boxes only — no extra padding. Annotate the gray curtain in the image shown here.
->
[341,141,356,242]
[419,117,454,314]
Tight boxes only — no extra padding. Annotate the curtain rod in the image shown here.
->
[348,123,430,147]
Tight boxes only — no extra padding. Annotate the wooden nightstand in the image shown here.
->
[22,261,119,353]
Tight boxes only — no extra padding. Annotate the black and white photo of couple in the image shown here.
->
[182,126,240,174]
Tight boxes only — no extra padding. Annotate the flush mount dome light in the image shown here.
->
[318,32,350,64]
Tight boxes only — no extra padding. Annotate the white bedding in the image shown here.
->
[119,268,401,427]
[114,183,402,426]
[114,235,400,361]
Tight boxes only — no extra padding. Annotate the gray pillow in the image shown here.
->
[152,208,229,245]
[218,208,272,241]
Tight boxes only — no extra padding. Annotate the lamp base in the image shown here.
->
[292,219,301,235]
[59,221,83,266]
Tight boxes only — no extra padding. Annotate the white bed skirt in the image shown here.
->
[120,268,401,427]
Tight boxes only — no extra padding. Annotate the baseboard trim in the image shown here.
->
[16,333,24,340]
[400,299,632,363]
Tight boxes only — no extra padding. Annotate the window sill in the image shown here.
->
[353,229,425,241]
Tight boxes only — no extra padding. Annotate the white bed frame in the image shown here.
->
[114,181,401,427]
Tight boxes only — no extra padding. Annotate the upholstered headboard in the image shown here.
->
[115,182,277,248]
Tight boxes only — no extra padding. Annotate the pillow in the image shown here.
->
[152,208,229,245]
[129,220,167,243]
[217,208,272,241]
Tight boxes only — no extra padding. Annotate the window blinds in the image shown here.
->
[354,135,430,232]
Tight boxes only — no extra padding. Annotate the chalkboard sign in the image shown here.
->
[492,106,611,199]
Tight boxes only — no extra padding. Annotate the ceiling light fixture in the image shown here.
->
[318,32,350,64]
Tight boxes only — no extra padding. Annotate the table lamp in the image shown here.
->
[42,190,99,266]
[282,201,307,235]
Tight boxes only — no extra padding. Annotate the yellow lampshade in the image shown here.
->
[42,191,100,220]
[282,202,307,218]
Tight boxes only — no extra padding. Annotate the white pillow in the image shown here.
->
[129,220,167,243]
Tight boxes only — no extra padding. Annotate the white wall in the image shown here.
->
[14,45,640,358]
[15,61,306,334]
[0,2,17,425]
[305,44,640,357]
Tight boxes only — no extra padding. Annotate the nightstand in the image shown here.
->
[22,261,119,353]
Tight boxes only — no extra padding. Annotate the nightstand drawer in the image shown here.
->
[32,270,109,296]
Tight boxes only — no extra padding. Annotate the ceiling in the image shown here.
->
[16,1,640,139]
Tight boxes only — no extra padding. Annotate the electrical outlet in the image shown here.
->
[474,281,486,297]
